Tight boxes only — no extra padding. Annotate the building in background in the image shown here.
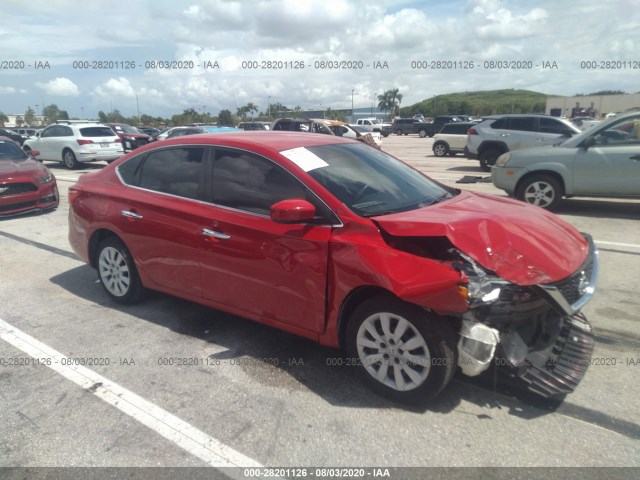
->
[546,93,640,119]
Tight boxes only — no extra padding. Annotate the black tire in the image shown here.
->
[62,149,79,169]
[96,236,145,304]
[418,129,427,138]
[345,296,457,404]
[382,132,390,138]
[433,142,449,157]
[516,174,563,210]
[395,129,403,135]
[478,147,503,172]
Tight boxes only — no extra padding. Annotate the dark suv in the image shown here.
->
[272,118,333,135]
[391,118,418,135]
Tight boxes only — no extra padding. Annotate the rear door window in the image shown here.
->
[136,147,206,200]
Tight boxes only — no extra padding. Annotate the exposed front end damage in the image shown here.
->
[452,235,598,397]
[376,221,599,398]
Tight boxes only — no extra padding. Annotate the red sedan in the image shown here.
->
[68,132,597,403]
[0,137,59,216]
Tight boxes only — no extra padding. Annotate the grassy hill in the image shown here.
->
[399,89,549,117]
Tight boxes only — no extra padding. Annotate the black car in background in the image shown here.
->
[0,128,26,146]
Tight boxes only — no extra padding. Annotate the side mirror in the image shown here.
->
[582,136,596,149]
[270,198,316,224]
[30,150,41,157]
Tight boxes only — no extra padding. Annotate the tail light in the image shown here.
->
[467,128,478,135]
[68,187,80,206]
[77,139,94,145]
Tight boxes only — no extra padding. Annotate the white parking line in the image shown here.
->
[596,240,640,249]
[0,317,263,471]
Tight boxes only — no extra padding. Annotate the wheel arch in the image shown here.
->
[515,169,568,198]
[336,285,395,350]
[477,141,508,156]
[88,228,123,269]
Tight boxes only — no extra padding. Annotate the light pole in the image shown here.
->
[267,96,271,118]
[351,89,355,120]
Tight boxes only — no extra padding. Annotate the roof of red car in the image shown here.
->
[155,131,353,152]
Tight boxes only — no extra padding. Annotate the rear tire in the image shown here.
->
[418,129,427,138]
[62,149,79,169]
[433,142,449,157]
[479,147,503,172]
[345,296,457,404]
[97,237,144,304]
[395,129,403,135]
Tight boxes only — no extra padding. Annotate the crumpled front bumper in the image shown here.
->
[517,313,593,397]
[457,234,598,397]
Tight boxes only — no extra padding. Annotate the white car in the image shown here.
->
[432,122,474,156]
[23,121,124,169]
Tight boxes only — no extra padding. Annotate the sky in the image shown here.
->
[1,0,639,120]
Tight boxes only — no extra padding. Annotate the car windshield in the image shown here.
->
[282,143,454,217]
[0,140,28,161]
[113,124,140,134]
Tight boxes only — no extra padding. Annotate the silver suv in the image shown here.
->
[23,120,124,169]
[465,114,580,171]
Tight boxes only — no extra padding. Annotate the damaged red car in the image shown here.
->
[68,132,597,402]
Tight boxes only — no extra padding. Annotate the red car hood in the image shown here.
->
[374,191,588,285]
[0,158,43,177]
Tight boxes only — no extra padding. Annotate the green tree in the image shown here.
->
[268,102,289,117]
[16,116,24,127]
[245,102,258,119]
[107,109,125,123]
[98,111,109,123]
[217,109,234,126]
[43,104,69,124]
[24,107,36,126]
[0,111,7,126]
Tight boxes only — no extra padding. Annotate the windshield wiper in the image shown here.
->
[426,192,453,206]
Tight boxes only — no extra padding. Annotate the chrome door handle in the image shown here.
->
[500,133,510,137]
[121,210,143,219]
[202,228,230,240]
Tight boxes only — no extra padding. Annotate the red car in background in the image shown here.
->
[68,132,597,403]
[108,123,152,152]
[0,137,59,216]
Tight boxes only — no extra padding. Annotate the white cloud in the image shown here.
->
[0,87,17,94]
[35,77,79,96]
[93,77,136,98]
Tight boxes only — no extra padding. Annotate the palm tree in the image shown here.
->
[0,111,8,127]
[387,88,403,117]
[245,102,258,120]
[377,89,403,119]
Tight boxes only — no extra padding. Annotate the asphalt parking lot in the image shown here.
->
[1,134,639,476]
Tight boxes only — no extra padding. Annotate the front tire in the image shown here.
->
[395,129,403,135]
[62,149,79,169]
[433,142,449,157]
[97,237,144,304]
[479,147,503,172]
[346,297,457,404]
[418,129,427,138]
[516,174,563,210]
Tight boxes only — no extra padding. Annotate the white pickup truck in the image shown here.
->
[354,118,391,137]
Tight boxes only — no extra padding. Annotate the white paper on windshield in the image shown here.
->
[280,147,329,172]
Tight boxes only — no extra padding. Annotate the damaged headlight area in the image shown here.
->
[450,248,595,397]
